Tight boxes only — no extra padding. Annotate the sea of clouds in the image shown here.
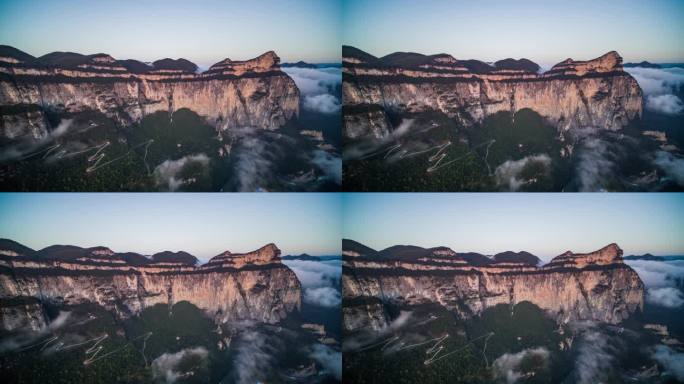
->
[282,66,341,114]
[625,67,684,115]
[283,258,341,308]
[625,258,684,308]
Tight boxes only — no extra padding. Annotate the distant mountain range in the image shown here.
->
[281,253,341,261]
[342,239,541,266]
[624,253,684,261]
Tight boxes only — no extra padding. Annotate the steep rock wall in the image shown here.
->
[0,243,301,331]
[343,49,642,139]
[343,243,644,332]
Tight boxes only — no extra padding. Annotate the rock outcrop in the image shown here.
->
[0,46,300,140]
[342,46,643,140]
[343,240,644,332]
[0,240,301,331]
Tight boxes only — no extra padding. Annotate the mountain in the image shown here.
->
[623,253,664,261]
[0,238,35,257]
[623,61,661,68]
[0,46,300,141]
[342,46,642,139]
[0,241,301,332]
[343,241,644,332]
[281,60,317,68]
[281,253,320,261]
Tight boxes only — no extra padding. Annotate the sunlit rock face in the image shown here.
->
[343,241,644,332]
[0,241,301,331]
[342,47,643,140]
[0,46,300,140]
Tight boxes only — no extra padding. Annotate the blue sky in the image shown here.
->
[0,193,342,260]
[343,0,684,64]
[343,193,684,260]
[0,0,341,65]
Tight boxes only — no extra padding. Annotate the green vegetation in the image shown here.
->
[344,109,565,191]
[344,302,571,384]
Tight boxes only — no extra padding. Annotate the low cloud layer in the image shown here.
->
[304,286,341,308]
[284,259,341,308]
[311,149,342,185]
[625,67,684,115]
[303,93,340,114]
[310,343,342,380]
[571,323,624,384]
[627,259,684,308]
[647,287,684,308]
[492,347,549,384]
[153,153,209,191]
[232,329,278,384]
[653,345,684,381]
[653,151,684,186]
[494,154,551,191]
[151,347,208,384]
[282,67,341,114]
[0,119,73,163]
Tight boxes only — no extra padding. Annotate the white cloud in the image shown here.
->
[494,154,551,191]
[282,67,341,97]
[646,287,684,308]
[151,346,208,383]
[311,149,341,185]
[303,93,340,114]
[646,94,684,115]
[653,345,684,381]
[283,259,341,289]
[653,151,684,187]
[626,67,684,116]
[304,286,341,308]
[153,153,210,191]
[310,344,342,380]
[492,347,549,384]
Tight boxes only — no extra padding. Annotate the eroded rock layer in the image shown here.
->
[342,46,643,139]
[0,240,301,331]
[0,46,300,140]
[342,240,644,332]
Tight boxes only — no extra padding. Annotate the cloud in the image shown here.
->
[151,347,208,384]
[153,153,210,191]
[303,93,340,114]
[282,67,341,97]
[646,287,684,308]
[625,259,684,288]
[0,311,72,353]
[230,127,281,192]
[653,151,684,187]
[311,149,341,185]
[625,67,684,96]
[343,119,416,161]
[492,347,549,384]
[303,286,341,308]
[653,345,684,381]
[0,119,73,163]
[572,324,622,384]
[232,329,279,384]
[494,154,551,191]
[283,67,341,115]
[310,344,342,380]
[283,259,341,289]
[626,67,684,116]
[646,94,684,115]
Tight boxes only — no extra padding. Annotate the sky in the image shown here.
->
[0,0,341,65]
[343,0,684,64]
[342,193,684,260]
[0,193,342,260]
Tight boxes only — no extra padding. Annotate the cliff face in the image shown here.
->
[342,241,644,332]
[342,47,643,140]
[0,241,301,331]
[0,47,300,140]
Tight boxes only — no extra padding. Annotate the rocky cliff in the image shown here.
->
[342,46,643,139]
[342,240,644,332]
[0,240,301,331]
[0,45,300,140]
